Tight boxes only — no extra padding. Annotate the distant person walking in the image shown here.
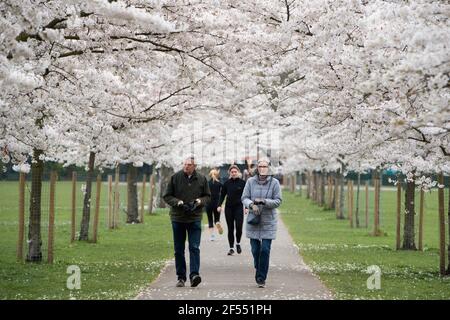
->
[206,169,223,241]
[163,156,211,288]
[218,165,246,256]
[241,158,282,288]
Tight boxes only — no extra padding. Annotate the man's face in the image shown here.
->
[183,159,195,175]
[258,162,269,176]
[230,168,239,179]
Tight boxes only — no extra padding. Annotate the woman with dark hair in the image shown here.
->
[218,165,246,255]
[206,169,223,241]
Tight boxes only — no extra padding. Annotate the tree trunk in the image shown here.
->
[126,163,139,223]
[331,173,337,210]
[402,172,416,250]
[312,171,317,202]
[355,172,361,227]
[290,173,296,193]
[315,172,319,203]
[320,171,325,207]
[306,171,311,199]
[26,148,43,262]
[79,151,95,241]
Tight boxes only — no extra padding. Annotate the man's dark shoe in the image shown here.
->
[176,279,185,287]
[256,278,265,288]
[190,275,202,287]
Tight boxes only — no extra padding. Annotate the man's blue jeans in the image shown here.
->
[250,238,272,282]
[171,220,202,281]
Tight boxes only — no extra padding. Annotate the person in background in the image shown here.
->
[206,168,223,241]
[218,165,246,256]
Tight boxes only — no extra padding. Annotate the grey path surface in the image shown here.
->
[136,214,333,300]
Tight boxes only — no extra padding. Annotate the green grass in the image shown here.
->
[2,180,449,300]
[280,187,450,300]
[0,180,173,299]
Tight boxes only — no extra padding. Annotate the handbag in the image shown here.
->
[247,177,273,226]
[247,209,261,225]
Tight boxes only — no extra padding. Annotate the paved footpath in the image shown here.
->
[136,214,333,300]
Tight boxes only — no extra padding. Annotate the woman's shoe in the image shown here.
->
[236,244,242,254]
[227,248,235,256]
[216,222,223,235]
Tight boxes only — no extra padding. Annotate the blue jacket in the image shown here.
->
[241,176,282,240]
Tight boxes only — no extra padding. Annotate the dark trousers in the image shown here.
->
[225,204,243,248]
[206,202,220,228]
[250,239,272,282]
[171,220,201,281]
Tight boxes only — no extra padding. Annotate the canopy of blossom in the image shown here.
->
[1,0,448,185]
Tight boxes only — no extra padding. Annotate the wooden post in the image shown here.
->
[347,180,350,221]
[335,176,339,218]
[108,175,112,229]
[92,174,102,243]
[17,172,26,261]
[349,180,354,228]
[355,173,361,228]
[418,188,424,251]
[140,174,146,223]
[365,181,369,228]
[373,178,380,236]
[437,173,446,276]
[298,173,302,197]
[113,165,120,228]
[148,172,155,214]
[319,172,325,207]
[47,171,57,264]
[71,171,76,243]
[396,178,402,250]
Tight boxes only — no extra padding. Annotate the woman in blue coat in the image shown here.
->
[241,158,282,288]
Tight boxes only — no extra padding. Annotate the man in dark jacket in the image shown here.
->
[163,156,210,288]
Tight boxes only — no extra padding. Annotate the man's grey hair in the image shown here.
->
[184,155,196,164]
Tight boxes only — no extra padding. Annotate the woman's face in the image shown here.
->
[258,162,269,176]
[230,169,239,179]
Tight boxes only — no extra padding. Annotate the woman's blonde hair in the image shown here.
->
[209,169,220,182]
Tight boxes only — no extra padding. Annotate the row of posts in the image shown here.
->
[283,171,448,276]
[17,169,156,264]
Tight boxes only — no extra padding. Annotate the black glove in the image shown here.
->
[253,199,266,205]
[182,201,200,214]
[182,203,192,212]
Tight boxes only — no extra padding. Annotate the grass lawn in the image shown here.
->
[0,180,173,299]
[2,179,449,300]
[280,187,450,300]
